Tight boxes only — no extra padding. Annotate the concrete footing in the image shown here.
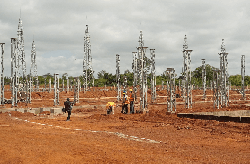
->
[177,110,250,123]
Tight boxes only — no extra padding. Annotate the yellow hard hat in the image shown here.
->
[129,89,132,91]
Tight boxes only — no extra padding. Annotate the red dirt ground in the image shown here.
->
[0,86,250,163]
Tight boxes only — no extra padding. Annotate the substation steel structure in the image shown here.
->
[132,52,138,101]
[30,39,38,91]
[0,43,4,105]
[116,54,121,101]
[83,25,94,92]
[137,31,148,111]
[218,39,229,107]
[150,49,156,102]
[166,68,176,112]
[74,77,80,104]
[213,69,220,109]
[182,35,193,108]
[202,59,206,99]
[241,55,245,99]
[54,73,59,106]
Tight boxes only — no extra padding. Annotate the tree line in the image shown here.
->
[3,65,248,87]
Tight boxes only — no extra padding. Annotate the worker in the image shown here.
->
[129,89,135,114]
[106,102,115,114]
[121,91,129,114]
[64,98,72,121]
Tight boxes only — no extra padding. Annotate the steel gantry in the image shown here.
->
[30,39,38,92]
[11,38,18,107]
[182,35,193,108]
[219,39,229,107]
[116,54,121,101]
[54,73,59,106]
[150,49,156,102]
[166,68,176,112]
[0,43,5,105]
[83,25,94,92]
[202,59,206,99]
[241,55,245,99]
[132,52,138,101]
[74,77,80,104]
[137,31,148,112]
[213,69,220,109]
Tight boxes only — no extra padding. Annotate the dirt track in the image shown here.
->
[0,87,250,163]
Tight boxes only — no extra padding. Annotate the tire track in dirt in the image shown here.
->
[11,116,162,144]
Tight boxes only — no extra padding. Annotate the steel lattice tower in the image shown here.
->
[83,25,94,91]
[219,39,229,107]
[182,35,192,108]
[0,43,5,105]
[116,54,121,101]
[74,77,80,104]
[17,17,27,92]
[137,31,148,111]
[202,59,206,99]
[54,73,59,106]
[213,69,220,109]
[11,38,18,107]
[30,39,38,91]
[167,68,176,112]
[132,52,138,101]
[150,49,156,102]
[241,55,245,99]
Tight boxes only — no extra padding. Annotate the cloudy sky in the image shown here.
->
[1,0,250,78]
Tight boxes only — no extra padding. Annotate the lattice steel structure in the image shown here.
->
[54,73,59,106]
[116,54,121,101]
[182,35,192,108]
[202,59,206,99]
[83,25,94,91]
[30,39,38,92]
[11,38,18,107]
[0,43,4,105]
[137,31,148,111]
[150,49,156,102]
[166,68,176,112]
[132,52,138,101]
[74,77,80,104]
[213,69,220,109]
[219,39,229,107]
[17,17,27,93]
[241,55,245,99]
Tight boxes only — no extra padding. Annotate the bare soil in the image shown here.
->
[0,86,250,163]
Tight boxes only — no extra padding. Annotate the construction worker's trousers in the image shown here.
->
[67,110,71,120]
[130,101,134,114]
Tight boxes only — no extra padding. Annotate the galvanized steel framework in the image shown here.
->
[137,31,148,111]
[132,52,138,101]
[213,69,220,109]
[150,49,156,102]
[182,35,192,108]
[241,55,245,99]
[30,40,38,91]
[0,43,4,105]
[219,39,229,107]
[116,54,121,101]
[11,38,18,107]
[74,77,80,104]
[54,73,59,106]
[202,59,206,99]
[167,68,176,112]
[83,25,94,91]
